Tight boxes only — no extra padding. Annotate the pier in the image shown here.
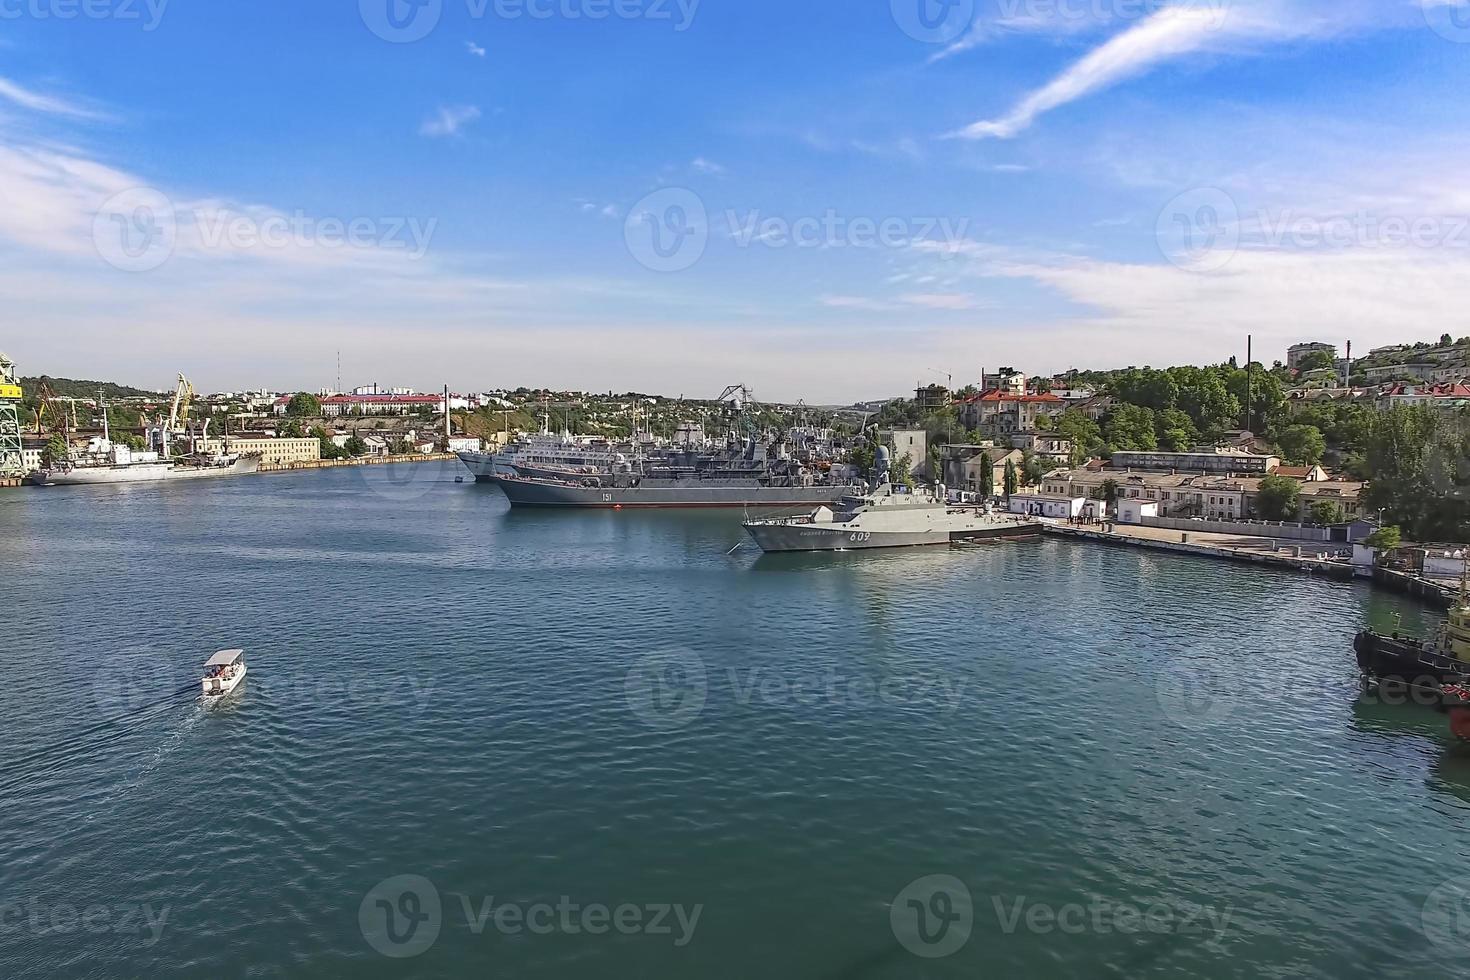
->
[1042,521,1358,580]
[256,452,457,474]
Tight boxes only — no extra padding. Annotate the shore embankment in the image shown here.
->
[1042,521,1358,581]
[0,452,460,489]
[256,452,457,474]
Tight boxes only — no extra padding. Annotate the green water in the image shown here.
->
[1,462,1466,978]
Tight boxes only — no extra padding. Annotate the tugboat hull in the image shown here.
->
[1354,630,1468,686]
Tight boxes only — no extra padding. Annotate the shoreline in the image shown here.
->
[0,452,459,489]
[1042,521,1454,609]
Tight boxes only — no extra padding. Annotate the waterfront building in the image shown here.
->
[1006,493,1091,520]
[1041,467,1364,522]
[1109,448,1279,477]
[1116,498,1159,524]
[1287,342,1337,369]
[198,437,321,465]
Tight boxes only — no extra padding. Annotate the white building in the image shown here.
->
[1007,493,1089,519]
[1117,498,1160,524]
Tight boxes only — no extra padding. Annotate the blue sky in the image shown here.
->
[3,0,1470,401]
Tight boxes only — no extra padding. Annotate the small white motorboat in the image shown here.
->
[201,649,247,699]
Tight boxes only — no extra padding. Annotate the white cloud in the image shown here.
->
[0,76,104,119]
[691,156,726,175]
[466,40,487,57]
[419,105,481,138]
[952,6,1238,140]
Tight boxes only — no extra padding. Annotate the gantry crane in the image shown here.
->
[0,352,24,477]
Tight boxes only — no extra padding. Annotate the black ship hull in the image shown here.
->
[1354,630,1468,687]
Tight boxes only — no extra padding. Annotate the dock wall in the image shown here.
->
[1139,516,1334,542]
[1042,524,1357,580]
[257,452,457,474]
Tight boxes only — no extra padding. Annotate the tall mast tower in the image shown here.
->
[0,352,25,477]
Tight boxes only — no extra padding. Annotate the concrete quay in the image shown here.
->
[256,452,457,474]
[1042,520,1357,580]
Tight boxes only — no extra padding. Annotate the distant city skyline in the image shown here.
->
[3,0,1468,401]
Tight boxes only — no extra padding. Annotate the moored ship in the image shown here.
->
[743,481,1042,552]
[1354,580,1470,690]
[494,442,860,508]
[30,438,260,486]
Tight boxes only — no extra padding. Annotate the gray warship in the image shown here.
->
[742,447,1042,552]
[493,438,861,509]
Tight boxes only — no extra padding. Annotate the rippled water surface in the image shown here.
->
[1,462,1467,978]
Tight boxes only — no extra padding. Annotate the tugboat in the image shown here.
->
[1354,569,1470,737]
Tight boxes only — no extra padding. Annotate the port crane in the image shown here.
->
[0,352,25,477]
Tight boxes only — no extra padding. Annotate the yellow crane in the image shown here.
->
[0,352,25,477]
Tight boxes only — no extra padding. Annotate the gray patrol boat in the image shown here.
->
[742,447,1042,552]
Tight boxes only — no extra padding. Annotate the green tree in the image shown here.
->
[1361,405,1470,540]
[1021,451,1047,486]
[1003,459,1018,498]
[893,452,916,489]
[41,434,69,466]
[1256,474,1302,521]
[1092,478,1120,504]
[277,418,305,438]
[344,434,368,457]
[978,451,994,498]
[1156,407,1199,452]
[1441,333,1454,348]
[1277,424,1327,465]
[1296,350,1336,372]
[1104,404,1157,451]
[1364,526,1402,549]
[1053,409,1103,465]
[1307,500,1344,526]
[285,392,321,417]
[311,425,345,460]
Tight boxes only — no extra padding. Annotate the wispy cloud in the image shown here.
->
[466,40,486,57]
[691,156,725,176]
[952,7,1242,140]
[0,77,105,120]
[420,105,481,138]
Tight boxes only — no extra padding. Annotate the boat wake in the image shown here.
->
[0,682,198,796]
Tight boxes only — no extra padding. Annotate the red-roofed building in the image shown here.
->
[956,388,1066,434]
[1374,382,1470,412]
